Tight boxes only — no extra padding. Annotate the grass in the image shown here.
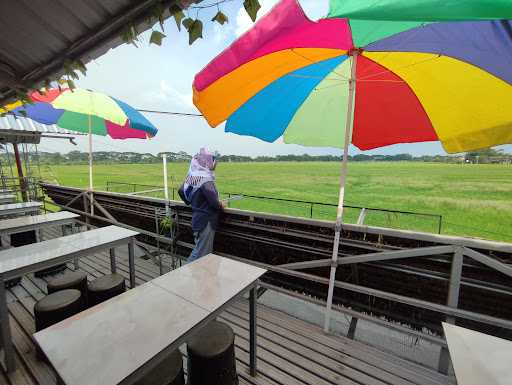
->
[37,161,512,243]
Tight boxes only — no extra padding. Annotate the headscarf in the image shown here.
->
[182,148,216,202]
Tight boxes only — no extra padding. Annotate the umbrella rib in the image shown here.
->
[290,49,349,80]
[357,55,441,81]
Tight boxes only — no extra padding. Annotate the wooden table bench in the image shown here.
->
[34,254,267,384]
[0,201,41,217]
[0,194,16,204]
[443,322,510,385]
[0,211,79,238]
[0,225,139,372]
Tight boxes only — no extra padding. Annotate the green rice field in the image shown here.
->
[39,162,512,243]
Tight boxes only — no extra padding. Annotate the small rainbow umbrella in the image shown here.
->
[193,0,512,330]
[1,88,157,206]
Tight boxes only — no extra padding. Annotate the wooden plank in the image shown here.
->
[230,301,451,385]
[220,310,408,385]
[224,317,362,385]
[8,311,57,385]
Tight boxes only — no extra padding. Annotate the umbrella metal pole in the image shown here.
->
[88,114,94,216]
[324,52,358,333]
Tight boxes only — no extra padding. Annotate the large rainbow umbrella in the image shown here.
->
[1,88,157,202]
[193,0,512,330]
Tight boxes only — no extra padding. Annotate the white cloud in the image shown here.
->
[141,80,193,110]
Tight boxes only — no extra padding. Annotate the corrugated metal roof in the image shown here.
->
[0,115,76,135]
[0,0,182,104]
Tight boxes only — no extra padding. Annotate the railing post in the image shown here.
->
[357,208,367,225]
[438,216,443,234]
[310,203,313,218]
[438,246,463,374]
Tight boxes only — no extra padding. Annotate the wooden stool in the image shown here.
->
[88,274,126,307]
[34,289,82,331]
[187,321,238,385]
[135,350,185,385]
[47,271,88,308]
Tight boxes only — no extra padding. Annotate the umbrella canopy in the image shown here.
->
[193,0,512,332]
[193,0,512,154]
[2,88,157,139]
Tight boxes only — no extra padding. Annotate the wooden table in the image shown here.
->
[0,194,16,204]
[34,254,267,385]
[0,201,41,217]
[0,225,139,372]
[443,322,511,385]
[0,211,78,238]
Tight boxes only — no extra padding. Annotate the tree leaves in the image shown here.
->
[183,18,203,45]
[149,30,166,46]
[212,11,228,25]
[244,0,261,22]
[182,18,193,31]
[170,5,185,31]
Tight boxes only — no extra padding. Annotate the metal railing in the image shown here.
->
[105,180,443,234]
[42,183,512,374]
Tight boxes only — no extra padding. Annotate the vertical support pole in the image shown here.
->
[324,51,358,333]
[163,154,170,216]
[0,275,15,372]
[128,238,136,289]
[310,203,313,219]
[88,114,94,217]
[109,248,117,274]
[438,246,463,374]
[12,143,27,202]
[347,265,360,339]
[249,286,257,377]
[83,192,90,230]
[356,208,367,225]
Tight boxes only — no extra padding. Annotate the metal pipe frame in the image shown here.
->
[46,192,512,332]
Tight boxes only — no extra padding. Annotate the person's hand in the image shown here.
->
[220,201,227,210]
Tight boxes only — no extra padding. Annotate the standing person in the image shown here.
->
[179,148,224,262]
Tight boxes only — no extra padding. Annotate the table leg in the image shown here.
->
[249,286,257,377]
[0,276,15,372]
[128,239,136,288]
[110,248,117,274]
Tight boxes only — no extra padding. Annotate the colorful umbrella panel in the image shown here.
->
[1,88,157,140]
[193,0,512,153]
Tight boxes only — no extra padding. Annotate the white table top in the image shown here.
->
[0,211,78,234]
[0,225,138,279]
[443,323,512,385]
[0,201,41,215]
[34,254,266,385]
[152,253,267,312]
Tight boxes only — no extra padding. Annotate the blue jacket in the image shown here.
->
[179,181,222,232]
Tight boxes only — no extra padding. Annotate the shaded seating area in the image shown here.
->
[0,224,455,385]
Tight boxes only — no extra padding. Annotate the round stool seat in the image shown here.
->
[135,350,185,385]
[34,289,82,331]
[88,274,125,307]
[187,321,238,385]
[47,271,88,308]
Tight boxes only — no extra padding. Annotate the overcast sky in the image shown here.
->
[38,0,510,157]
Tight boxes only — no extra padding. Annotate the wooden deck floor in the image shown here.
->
[1,231,453,385]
